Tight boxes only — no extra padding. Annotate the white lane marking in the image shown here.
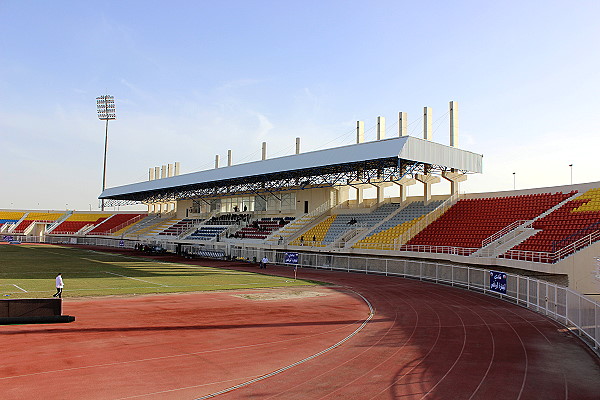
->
[13,284,27,292]
[103,271,168,287]
[193,288,375,400]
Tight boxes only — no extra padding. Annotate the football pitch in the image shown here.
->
[0,244,317,298]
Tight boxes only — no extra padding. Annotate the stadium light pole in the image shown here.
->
[96,95,116,211]
[513,172,516,190]
[569,164,573,185]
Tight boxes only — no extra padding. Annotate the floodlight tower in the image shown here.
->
[96,95,116,211]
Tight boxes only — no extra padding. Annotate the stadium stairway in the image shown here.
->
[123,214,176,239]
[6,212,30,233]
[351,200,445,250]
[265,201,331,245]
[406,192,574,251]
[45,212,72,233]
[500,188,600,261]
[473,191,581,258]
[0,211,27,233]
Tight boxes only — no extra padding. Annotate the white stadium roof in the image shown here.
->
[100,136,482,202]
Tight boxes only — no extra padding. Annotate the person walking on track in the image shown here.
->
[53,273,64,298]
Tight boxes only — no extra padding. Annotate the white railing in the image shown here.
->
[95,214,147,236]
[11,234,600,351]
[503,229,600,263]
[398,244,478,256]
[394,193,459,246]
[481,220,531,248]
[228,246,599,351]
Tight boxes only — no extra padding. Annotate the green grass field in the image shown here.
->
[0,244,317,298]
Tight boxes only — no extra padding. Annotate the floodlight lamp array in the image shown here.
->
[96,95,116,120]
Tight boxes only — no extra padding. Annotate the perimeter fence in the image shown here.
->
[229,246,599,352]
[9,235,599,353]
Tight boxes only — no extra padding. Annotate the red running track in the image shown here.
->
[1,255,599,400]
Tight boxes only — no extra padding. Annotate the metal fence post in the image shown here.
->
[527,278,530,309]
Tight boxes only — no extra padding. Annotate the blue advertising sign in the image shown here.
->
[489,270,507,294]
[284,252,299,264]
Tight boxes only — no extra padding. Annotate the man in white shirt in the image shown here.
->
[53,273,64,298]
[261,256,269,269]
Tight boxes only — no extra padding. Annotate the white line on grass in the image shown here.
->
[13,284,27,292]
[103,271,168,287]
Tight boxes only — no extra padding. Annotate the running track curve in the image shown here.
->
[2,253,599,399]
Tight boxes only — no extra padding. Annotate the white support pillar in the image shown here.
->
[399,112,408,137]
[161,165,167,179]
[376,185,385,203]
[442,171,467,195]
[356,187,364,205]
[167,163,173,178]
[450,101,458,147]
[149,167,155,181]
[154,166,160,180]
[174,162,180,176]
[262,142,267,160]
[377,116,386,140]
[295,137,301,154]
[227,150,232,166]
[215,155,220,169]
[416,173,441,203]
[423,107,432,141]
[393,176,416,202]
[356,121,364,143]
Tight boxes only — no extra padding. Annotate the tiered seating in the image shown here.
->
[87,213,147,235]
[321,203,401,245]
[407,192,575,249]
[233,217,294,239]
[289,216,336,246]
[13,212,64,233]
[52,213,112,234]
[506,188,600,255]
[0,211,26,230]
[205,214,250,225]
[354,201,443,249]
[186,226,227,241]
[264,214,321,244]
[159,219,203,236]
[124,217,176,237]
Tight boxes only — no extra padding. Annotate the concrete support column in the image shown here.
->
[399,112,408,136]
[356,121,364,143]
[295,137,301,154]
[450,101,458,147]
[393,176,417,202]
[442,170,467,195]
[154,167,160,180]
[377,116,386,140]
[376,185,385,203]
[215,155,220,169]
[167,163,173,177]
[227,150,232,166]
[161,165,167,179]
[423,107,432,140]
[356,187,364,205]
[262,142,267,160]
[416,172,441,203]
[149,168,155,181]
[174,162,180,176]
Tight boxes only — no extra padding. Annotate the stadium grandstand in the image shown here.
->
[3,103,600,297]
[3,102,599,351]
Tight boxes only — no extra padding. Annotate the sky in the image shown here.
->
[2,1,600,210]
